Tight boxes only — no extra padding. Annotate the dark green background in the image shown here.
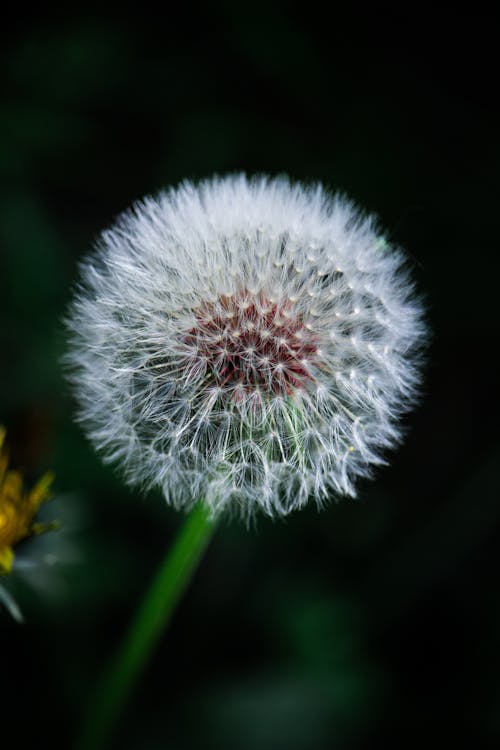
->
[1,6,498,749]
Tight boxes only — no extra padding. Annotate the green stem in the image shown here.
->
[77,503,216,750]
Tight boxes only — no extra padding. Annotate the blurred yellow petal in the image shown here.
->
[0,546,14,575]
[2,471,24,506]
[0,430,57,577]
[28,471,55,510]
[31,520,60,536]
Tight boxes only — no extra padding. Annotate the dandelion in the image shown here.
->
[66,174,425,521]
[68,175,426,750]
[0,426,58,621]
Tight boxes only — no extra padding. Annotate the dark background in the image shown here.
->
[1,5,498,749]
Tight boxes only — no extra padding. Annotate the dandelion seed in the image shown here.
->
[66,175,426,521]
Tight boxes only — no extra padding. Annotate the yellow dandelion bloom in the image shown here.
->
[0,426,56,575]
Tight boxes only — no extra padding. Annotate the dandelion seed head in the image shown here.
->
[66,174,426,521]
[183,290,319,399]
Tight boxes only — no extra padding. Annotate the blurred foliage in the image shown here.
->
[1,5,498,749]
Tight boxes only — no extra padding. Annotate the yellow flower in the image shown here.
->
[0,426,56,575]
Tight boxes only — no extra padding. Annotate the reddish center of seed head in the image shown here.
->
[185,290,318,398]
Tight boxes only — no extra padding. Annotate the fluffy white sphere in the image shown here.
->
[66,175,426,520]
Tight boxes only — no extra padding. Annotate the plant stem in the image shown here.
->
[77,503,216,750]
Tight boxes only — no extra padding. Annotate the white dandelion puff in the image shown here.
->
[65,174,426,521]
